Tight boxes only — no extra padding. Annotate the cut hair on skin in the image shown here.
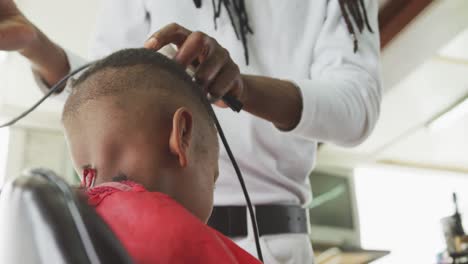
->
[62,48,218,175]
[63,48,215,127]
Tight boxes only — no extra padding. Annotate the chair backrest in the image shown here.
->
[0,168,133,264]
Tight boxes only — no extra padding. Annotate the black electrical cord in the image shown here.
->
[0,63,263,262]
[210,109,263,262]
[0,62,94,128]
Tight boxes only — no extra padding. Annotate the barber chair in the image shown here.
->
[0,168,133,264]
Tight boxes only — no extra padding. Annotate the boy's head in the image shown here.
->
[62,48,219,222]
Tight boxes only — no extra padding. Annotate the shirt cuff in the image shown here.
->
[284,79,323,141]
[32,49,87,102]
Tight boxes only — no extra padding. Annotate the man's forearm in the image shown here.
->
[19,27,70,88]
[241,75,302,131]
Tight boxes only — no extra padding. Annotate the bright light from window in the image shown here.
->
[355,165,468,264]
[0,128,10,186]
[427,98,468,132]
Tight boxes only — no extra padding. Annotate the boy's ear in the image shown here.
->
[169,107,193,168]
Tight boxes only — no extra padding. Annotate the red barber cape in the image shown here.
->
[86,181,261,264]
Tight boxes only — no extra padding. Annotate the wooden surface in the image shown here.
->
[314,243,390,264]
[379,0,434,48]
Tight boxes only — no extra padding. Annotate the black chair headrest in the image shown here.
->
[0,168,133,264]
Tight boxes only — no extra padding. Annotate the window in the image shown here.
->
[355,165,468,263]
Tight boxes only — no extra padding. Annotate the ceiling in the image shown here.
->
[2,0,468,173]
[318,0,468,172]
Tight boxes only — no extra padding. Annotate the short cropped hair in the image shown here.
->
[62,48,214,125]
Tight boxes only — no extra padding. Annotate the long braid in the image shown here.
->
[232,0,251,64]
[222,0,241,39]
[338,0,374,52]
[211,0,222,31]
[193,0,373,61]
[195,0,253,64]
[352,1,365,31]
[359,0,374,33]
[338,0,358,52]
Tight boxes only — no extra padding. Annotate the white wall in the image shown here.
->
[17,0,101,58]
[5,126,76,184]
[0,0,101,126]
[0,1,101,185]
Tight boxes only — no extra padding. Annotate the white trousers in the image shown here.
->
[232,227,315,264]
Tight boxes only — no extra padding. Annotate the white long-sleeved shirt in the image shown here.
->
[37,0,381,206]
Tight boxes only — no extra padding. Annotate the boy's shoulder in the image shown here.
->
[87,181,261,264]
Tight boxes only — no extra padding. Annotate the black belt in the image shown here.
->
[208,205,308,238]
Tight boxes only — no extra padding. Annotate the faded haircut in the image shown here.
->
[62,48,214,127]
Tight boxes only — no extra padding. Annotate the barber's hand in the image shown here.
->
[144,23,244,108]
[0,0,37,51]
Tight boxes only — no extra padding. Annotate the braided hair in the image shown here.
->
[193,0,374,65]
